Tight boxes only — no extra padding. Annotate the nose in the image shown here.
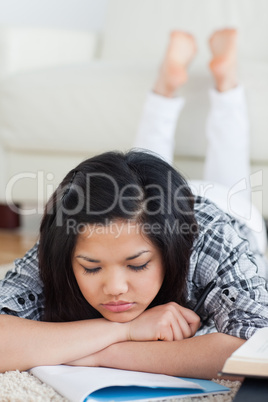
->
[103,268,129,296]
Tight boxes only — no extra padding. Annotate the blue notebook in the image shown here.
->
[30,366,230,402]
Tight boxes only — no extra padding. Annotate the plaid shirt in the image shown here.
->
[1,196,268,339]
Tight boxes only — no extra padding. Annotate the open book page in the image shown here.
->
[30,366,229,402]
[230,327,268,361]
[221,327,268,377]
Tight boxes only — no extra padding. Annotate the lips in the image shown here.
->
[101,301,135,313]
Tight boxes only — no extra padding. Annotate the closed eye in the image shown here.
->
[82,261,150,274]
[128,261,150,272]
[82,266,101,275]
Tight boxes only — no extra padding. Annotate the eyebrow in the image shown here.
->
[76,255,101,263]
[126,250,151,261]
[76,250,151,263]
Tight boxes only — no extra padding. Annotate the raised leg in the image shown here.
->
[209,28,238,93]
[134,31,197,164]
[204,29,250,201]
[201,29,267,256]
[204,86,250,200]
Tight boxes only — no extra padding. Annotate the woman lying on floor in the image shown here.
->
[0,29,267,377]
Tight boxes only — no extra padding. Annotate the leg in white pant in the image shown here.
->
[133,29,267,257]
[135,85,267,256]
[134,31,196,164]
[134,93,184,165]
[204,85,250,201]
[190,86,267,255]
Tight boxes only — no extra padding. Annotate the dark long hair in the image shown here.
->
[39,150,198,322]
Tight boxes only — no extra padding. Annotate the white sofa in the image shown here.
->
[0,0,268,218]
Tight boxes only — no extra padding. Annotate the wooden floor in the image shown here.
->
[0,230,37,265]
[0,212,40,265]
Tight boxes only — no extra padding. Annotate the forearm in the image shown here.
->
[85,333,245,379]
[0,315,129,372]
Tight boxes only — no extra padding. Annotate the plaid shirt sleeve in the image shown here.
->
[0,242,44,320]
[186,196,268,339]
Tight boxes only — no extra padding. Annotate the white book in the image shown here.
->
[221,327,268,377]
[30,366,229,402]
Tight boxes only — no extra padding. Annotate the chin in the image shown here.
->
[103,312,137,323]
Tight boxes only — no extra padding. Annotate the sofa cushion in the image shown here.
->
[0,60,267,162]
[0,26,98,78]
[0,62,154,154]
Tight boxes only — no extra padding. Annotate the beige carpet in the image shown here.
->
[0,370,241,402]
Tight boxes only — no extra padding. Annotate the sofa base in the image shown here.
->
[0,204,21,229]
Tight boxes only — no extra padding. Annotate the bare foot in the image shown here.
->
[209,29,238,92]
[153,31,197,98]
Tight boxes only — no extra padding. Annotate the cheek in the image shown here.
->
[137,267,164,296]
[75,274,97,301]
[153,262,165,285]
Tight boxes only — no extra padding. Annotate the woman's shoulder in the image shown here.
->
[0,242,44,320]
[191,195,262,265]
[193,195,232,231]
[193,195,259,246]
[0,241,42,293]
[14,242,40,278]
[191,196,268,277]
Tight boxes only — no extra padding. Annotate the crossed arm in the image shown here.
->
[0,301,245,377]
[68,333,245,379]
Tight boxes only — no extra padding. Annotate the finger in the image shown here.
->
[165,303,192,339]
[170,322,184,341]
[174,311,192,339]
[178,306,201,336]
[158,325,174,341]
[189,318,201,336]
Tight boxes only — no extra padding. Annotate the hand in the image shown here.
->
[128,302,200,342]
